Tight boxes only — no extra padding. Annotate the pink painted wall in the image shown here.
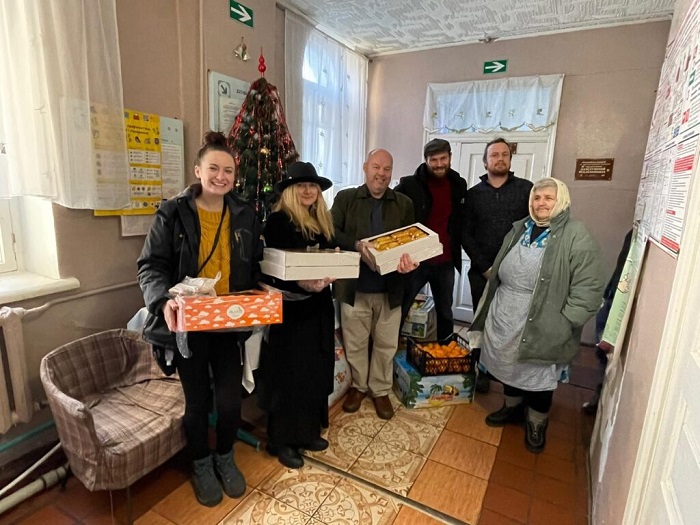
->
[592,243,676,523]
[367,21,670,281]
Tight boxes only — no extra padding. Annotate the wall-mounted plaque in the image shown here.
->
[575,158,614,180]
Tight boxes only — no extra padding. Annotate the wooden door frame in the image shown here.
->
[423,127,559,182]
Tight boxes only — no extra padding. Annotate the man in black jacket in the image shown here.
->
[463,138,532,392]
[463,138,533,310]
[396,139,468,341]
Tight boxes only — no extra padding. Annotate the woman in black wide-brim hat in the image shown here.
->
[259,161,338,469]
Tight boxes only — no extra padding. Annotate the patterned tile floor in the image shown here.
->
[1,325,599,525]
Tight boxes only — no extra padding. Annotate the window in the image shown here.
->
[0,95,17,274]
[0,199,17,274]
[286,13,368,207]
[301,32,367,200]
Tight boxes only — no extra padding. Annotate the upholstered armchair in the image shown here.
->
[40,329,185,495]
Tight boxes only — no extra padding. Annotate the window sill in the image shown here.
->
[0,272,80,304]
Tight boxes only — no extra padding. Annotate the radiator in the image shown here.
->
[0,307,33,434]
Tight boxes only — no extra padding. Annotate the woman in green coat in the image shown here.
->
[469,178,604,453]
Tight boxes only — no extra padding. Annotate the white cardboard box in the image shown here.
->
[261,260,360,281]
[362,223,443,275]
[263,248,360,267]
[261,248,360,280]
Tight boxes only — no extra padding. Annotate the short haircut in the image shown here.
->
[482,138,511,164]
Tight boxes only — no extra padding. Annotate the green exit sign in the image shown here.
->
[483,60,507,74]
[229,0,253,28]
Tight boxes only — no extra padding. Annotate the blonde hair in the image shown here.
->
[529,177,572,226]
[273,184,335,241]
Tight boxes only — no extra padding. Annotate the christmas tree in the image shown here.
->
[228,55,298,220]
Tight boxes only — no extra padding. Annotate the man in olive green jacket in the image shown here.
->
[470,208,605,365]
[331,149,416,420]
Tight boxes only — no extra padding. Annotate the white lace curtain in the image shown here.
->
[0,0,129,209]
[424,74,564,134]
[285,12,367,203]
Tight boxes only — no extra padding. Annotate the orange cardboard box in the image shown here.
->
[176,290,283,332]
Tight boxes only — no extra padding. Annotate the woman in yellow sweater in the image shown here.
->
[138,131,263,507]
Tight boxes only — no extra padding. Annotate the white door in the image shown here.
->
[445,139,550,323]
[624,230,700,523]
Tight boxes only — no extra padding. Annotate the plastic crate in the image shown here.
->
[407,333,473,376]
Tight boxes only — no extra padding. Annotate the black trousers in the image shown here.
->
[175,331,243,460]
[502,383,554,414]
[402,262,455,341]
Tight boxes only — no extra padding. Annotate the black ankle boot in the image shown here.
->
[485,403,526,427]
[277,446,304,469]
[303,437,329,452]
[525,418,548,453]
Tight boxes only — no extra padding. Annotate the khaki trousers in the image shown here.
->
[341,292,401,397]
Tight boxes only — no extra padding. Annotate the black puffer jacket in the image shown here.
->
[137,184,263,354]
[395,164,468,271]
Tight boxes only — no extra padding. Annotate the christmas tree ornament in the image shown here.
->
[259,146,270,155]
[233,37,250,61]
[258,49,267,76]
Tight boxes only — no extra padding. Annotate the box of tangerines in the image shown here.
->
[361,223,443,275]
[407,333,474,376]
[393,350,475,409]
[175,290,283,332]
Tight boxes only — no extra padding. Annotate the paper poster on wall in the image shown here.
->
[591,229,647,483]
[89,102,131,210]
[208,71,250,134]
[601,229,646,347]
[96,111,184,219]
[120,215,155,237]
[656,135,698,254]
[634,0,700,257]
[118,117,185,235]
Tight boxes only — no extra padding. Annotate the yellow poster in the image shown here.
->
[96,110,164,216]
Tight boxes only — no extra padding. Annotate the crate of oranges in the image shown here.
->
[407,333,473,376]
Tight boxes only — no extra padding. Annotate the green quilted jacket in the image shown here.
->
[470,209,605,365]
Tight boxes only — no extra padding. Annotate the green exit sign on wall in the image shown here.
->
[229,0,254,28]
[483,60,507,74]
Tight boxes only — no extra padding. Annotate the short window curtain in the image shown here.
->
[424,74,564,134]
[0,0,129,209]
[285,12,367,202]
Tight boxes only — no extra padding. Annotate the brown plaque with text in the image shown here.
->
[575,158,614,180]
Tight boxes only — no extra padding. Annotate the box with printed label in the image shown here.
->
[400,294,437,339]
[392,351,475,409]
[362,223,443,275]
[176,290,283,332]
[261,248,360,280]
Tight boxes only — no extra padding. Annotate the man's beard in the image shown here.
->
[428,165,450,177]
[488,163,509,177]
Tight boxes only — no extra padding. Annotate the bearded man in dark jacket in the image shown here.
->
[395,139,468,340]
